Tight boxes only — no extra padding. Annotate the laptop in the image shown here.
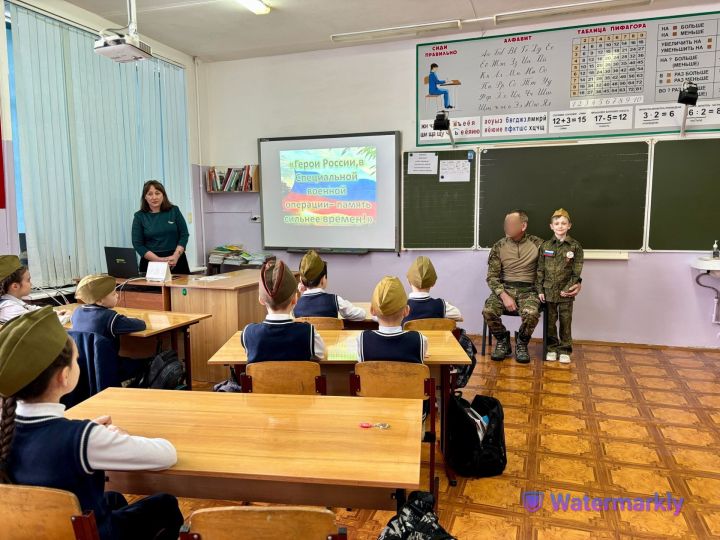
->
[105,247,142,279]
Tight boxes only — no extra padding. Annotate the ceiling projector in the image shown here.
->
[94,33,152,63]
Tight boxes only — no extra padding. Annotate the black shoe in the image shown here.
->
[490,331,512,361]
[515,332,531,363]
[446,105,454,109]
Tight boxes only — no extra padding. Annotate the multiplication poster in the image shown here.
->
[416,11,720,144]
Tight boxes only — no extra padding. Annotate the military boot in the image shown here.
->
[491,331,512,361]
[515,332,531,364]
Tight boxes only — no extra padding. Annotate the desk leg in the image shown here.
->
[440,365,458,487]
[394,489,407,513]
[181,327,193,390]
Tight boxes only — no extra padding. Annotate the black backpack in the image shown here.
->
[452,328,477,388]
[134,350,186,390]
[377,491,456,540]
[446,392,507,477]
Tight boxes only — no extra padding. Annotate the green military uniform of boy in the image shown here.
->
[536,208,584,361]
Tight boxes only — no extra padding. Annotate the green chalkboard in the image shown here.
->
[650,139,720,251]
[402,150,476,249]
[478,142,648,250]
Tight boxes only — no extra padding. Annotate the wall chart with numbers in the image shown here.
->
[416,10,720,145]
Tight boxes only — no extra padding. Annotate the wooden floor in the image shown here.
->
[128,339,720,539]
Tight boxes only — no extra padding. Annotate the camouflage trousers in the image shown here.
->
[482,285,540,339]
[546,301,574,354]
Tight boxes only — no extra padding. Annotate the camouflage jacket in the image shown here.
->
[486,234,544,296]
[535,235,584,303]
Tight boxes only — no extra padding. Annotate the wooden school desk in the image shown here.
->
[208,329,470,485]
[65,388,422,511]
[60,305,211,390]
[163,270,300,383]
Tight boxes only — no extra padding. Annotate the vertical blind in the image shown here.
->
[9,4,193,286]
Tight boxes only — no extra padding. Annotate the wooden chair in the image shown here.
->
[240,361,327,395]
[179,506,347,540]
[349,361,439,508]
[0,484,100,539]
[295,316,344,330]
[403,318,456,331]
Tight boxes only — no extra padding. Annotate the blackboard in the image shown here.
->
[649,139,720,251]
[478,142,649,249]
[402,150,476,249]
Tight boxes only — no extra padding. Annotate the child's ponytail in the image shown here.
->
[0,396,17,484]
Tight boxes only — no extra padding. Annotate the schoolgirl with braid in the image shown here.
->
[0,307,184,539]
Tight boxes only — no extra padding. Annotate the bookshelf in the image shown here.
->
[206,165,259,193]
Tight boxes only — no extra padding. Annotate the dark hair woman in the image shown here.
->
[131,180,190,275]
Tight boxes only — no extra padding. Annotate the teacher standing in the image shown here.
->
[132,180,190,275]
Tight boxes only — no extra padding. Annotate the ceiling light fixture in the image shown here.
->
[236,0,271,15]
[494,0,652,24]
[331,20,461,43]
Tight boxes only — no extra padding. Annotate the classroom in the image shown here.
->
[0,0,719,538]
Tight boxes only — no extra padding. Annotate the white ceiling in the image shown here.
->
[63,0,720,62]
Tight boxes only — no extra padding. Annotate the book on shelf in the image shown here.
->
[207,165,258,192]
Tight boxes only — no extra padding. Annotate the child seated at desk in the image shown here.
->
[357,276,428,363]
[72,274,147,350]
[242,259,325,363]
[0,308,183,540]
[294,250,366,320]
[0,255,70,325]
[404,256,462,325]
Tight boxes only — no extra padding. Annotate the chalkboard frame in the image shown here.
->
[416,10,720,147]
[475,139,651,251]
[401,150,478,250]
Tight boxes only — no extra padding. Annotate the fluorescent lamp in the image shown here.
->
[331,20,461,43]
[495,0,652,24]
[236,0,270,15]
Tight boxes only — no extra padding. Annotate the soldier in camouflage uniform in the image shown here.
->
[483,210,544,363]
[536,208,584,364]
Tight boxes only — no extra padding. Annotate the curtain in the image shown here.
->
[9,4,193,286]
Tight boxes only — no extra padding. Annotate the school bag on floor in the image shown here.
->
[452,328,477,388]
[446,392,507,477]
[133,349,186,390]
[377,491,456,540]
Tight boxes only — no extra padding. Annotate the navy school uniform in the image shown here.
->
[10,402,182,540]
[294,288,367,321]
[71,305,148,381]
[71,305,147,351]
[357,327,427,364]
[402,292,463,325]
[294,290,339,318]
[241,314,324,364]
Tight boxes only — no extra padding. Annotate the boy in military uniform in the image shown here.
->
[536,208,584,364]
